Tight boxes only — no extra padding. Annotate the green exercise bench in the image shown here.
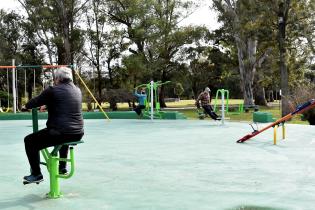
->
[26,108,84,199]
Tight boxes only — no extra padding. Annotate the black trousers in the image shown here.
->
[24,128,83,175]
[202,105,219,120]
[134,105,145,115]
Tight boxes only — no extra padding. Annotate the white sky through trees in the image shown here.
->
[0,0,220,30]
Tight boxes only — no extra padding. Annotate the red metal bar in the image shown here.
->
[0,66,16,69]
[0,65,71,69]
[237,99,315,143]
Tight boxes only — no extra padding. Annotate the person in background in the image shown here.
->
[134,88,147,117]
[22,67,84,184]
[195,87,220,120]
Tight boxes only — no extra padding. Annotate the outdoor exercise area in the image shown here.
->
[1,118,315,210]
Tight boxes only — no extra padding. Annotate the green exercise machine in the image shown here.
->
[135,80,171,120]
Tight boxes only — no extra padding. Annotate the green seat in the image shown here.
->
[61,140,84,146]
[51,140,84,156]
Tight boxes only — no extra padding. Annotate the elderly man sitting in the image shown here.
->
[22,67,84,184]
[195,87,220,121]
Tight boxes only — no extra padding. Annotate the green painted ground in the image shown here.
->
[1,119,315,209]
[0,111,186,120]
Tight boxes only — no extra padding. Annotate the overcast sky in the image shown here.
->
[0,0,220,30]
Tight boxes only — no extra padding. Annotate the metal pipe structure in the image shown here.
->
[1,64,72,113]
[12,59,16,114]
[24,69,27,99]
[221,90,225,125]
[0,65,72,69]
[150,81,154,121]
[6,68,9,109]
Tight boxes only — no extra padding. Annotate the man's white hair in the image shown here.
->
[54,67,73,82]
[205,87,211,92]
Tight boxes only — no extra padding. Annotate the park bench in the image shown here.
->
[244,105,259,112]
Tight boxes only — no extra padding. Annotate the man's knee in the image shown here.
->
[24,134,32,144]
[24,134,38,149]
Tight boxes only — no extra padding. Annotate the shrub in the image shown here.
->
[289,84,315,125]
[102,89,136,111]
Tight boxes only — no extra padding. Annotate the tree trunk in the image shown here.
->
[57,0,71,64]
[159,85,167,108]
[159,71,167,108]
[109,100,117,111]
[56,0,77,84]
[254,85,268,106]
[266,90,274,102]
[27,75,33,100]
[97,66,102,101]
[191,80,198,99]
[254,73,268,106]
[278,1,290,117]
[236,38,257,106]
[107,59,114,88]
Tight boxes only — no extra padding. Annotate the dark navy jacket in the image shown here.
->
[26,82,84,135]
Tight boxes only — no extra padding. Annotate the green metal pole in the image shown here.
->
[225,90,229,113]
[32,108,50,169]
[32,108,61,198]
[154,82,160,112]
[47,156,61,198]
[145,83,151,112]
[239,103,244,113]
[58,147,75,179]
[214,90,220,112]
[32,108,38,132]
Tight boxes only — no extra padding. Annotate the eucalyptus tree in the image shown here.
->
[107,0,206,106]
[106,0,155,69]
[18,0,88,72]
[84,0,108,99]
[83,0,129,99]
[0,10,23,62]
[0,10,23,106]
[212,0,315,113]
[180,42,238,98]
[256,0,314,113]
[0,9,46,103]
[148,0,207,106]
[213,0,273,107]
[261,0,313,115]
[104,29,128,88]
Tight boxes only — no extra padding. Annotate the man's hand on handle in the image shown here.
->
[21,105,29,112]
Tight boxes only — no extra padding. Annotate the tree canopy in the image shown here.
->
[0,0,314,111]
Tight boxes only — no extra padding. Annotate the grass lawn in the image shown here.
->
[84,99,309,125]
[167,100,307,124]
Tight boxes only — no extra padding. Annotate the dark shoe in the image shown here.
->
[215,117,221,121]
[23,174,43,184]
[59,168,68,175]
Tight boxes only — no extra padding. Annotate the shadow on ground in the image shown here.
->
[0,194,44,210]
[227,205,285,210]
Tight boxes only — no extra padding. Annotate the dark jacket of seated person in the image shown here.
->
[25,82,84,135]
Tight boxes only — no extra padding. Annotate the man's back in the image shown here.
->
[134,93,147,106]
[47,83,83,134]
[26,82,84,134]
[197,91,210,106]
